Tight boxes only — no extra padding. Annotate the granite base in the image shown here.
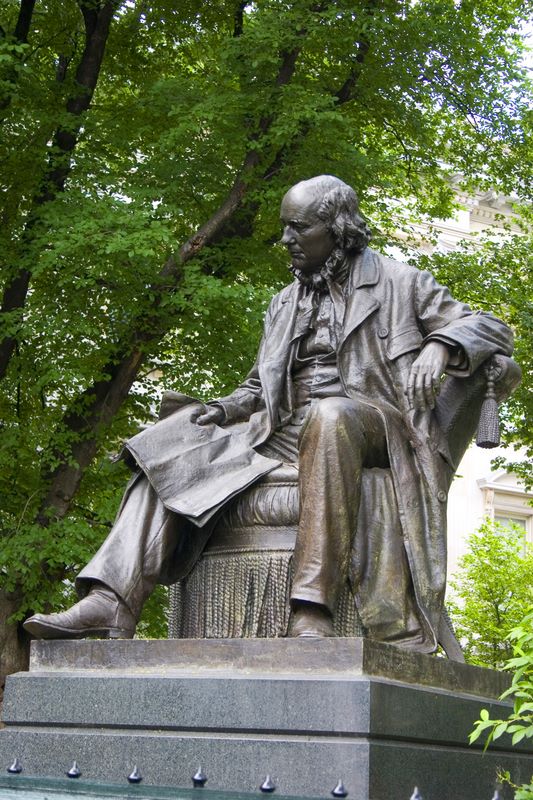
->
[1,638,532,799]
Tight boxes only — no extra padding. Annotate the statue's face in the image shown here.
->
[280,185,336,274]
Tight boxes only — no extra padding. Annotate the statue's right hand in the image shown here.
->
[191,405,225,426]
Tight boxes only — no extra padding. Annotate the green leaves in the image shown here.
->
[448,520,533,669]
[469,607,533,800]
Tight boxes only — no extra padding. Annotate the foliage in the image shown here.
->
[0,0,531,646]
[448,520,533,669]
[470,608,533,799]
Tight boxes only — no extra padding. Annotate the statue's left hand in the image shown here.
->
[406,341,451,410]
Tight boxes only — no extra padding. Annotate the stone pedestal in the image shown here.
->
[1,638,532,799]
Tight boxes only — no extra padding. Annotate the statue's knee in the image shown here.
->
[308,397,359,427]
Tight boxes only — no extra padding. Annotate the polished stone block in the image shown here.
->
[1,638,532,799]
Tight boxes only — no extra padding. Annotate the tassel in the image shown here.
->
[476,359,500,448]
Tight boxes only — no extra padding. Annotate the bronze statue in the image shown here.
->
[24,176,515,652]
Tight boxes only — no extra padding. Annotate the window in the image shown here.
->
[478,473,533,543]
[494,515,527,532]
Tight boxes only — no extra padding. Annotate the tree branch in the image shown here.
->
[13,0,36,43]
[0,0,37,113]
[233,1,246,37]
[334,38,371,104]
[41,1,117,198]
[221,5,378,229]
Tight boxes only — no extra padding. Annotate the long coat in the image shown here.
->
[125,247,513,647]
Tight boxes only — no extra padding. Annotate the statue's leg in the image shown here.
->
[76,472,187,619]
[24,473,188,639]
[291,397,387,616]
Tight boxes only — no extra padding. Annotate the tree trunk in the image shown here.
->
[0,1,116,381]
[0,0,37,114]
[0,588,31,696]
[13,0,36,43]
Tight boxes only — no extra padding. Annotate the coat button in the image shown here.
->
[378,327,389,338]
[437,490,447,502]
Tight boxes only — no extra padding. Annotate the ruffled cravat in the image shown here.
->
[292,258,350,343]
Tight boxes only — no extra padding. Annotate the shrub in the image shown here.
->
[448,520,533,669]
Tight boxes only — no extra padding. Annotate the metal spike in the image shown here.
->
[66,761,81,779]
[127,765,142,784]
[260,775,276,793]
[410,789,423,800]
[7,758,22,774]
[192,767,207,787]
[491,792,501,800]
[331,779,348,798]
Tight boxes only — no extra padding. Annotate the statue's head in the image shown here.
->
[280,175,371,280]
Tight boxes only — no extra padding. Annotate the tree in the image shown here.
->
[447,520,533,669]
[0,0,531,679]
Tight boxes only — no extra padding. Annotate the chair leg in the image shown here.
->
[438,609,465,663]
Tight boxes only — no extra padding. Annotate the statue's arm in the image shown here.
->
[406,270,513,410]
[195,298,278,426]
[196,359,264,426]
[414,269,514,373]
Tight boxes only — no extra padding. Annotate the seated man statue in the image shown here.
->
[24,175,515,653]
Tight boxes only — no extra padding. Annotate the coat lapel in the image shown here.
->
[339,248,381,349]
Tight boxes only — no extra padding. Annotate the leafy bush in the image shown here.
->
[448,520,533,669]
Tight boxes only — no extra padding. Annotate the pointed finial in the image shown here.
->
[491,792,501,800]
[331,779,348,797]
[260,775,276,793]
[66,761,81,778]
[127,765,142,784]
[192,767,207,787]
[7,758,22,774]
[410,789,423,800]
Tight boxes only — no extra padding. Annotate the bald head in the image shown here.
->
[283,175,356,207]
[280,175,371,275]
